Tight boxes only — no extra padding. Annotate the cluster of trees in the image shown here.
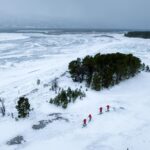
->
[16,97,30,118]
[69,53,142,91]
[50,87,86,108]
[125,31,150,39]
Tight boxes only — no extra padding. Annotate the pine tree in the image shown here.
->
[91,72,101,91]
[16,97,30,118]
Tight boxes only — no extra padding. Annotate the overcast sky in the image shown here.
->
[0,0,150,29]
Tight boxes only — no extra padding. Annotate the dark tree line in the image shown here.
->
[69,53,142,91]
[50,87,86,109]
[125,31,150,39]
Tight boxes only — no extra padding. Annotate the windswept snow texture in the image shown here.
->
[0,31,150,150]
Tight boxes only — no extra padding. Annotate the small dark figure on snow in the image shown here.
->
[88,114,92,122]
[83,119,87,127]
[106,105,110,112]
[99,107,103,114]
[37,79,41,85]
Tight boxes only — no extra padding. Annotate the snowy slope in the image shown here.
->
[0,32,150,150]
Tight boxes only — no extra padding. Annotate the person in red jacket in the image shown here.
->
[83,119,87,127]
[88,114,92,122]
[106,105,110,112]
[99,107,103,114]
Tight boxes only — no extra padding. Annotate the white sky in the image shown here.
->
[0,0,150,29]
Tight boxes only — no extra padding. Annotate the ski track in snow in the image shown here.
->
[0,32,150,150]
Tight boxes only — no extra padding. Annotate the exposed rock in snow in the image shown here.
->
[6,136,25,145]
[32,120,52,130]
[32,113,69,130]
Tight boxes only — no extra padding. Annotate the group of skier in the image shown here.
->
[83,105,110,127]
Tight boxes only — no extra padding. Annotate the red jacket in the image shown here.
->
[83,119,87,124]
[89,114,92,120]
[99,107,103,113]
[107,105,110,110]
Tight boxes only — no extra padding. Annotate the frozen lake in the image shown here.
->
[0,30,150,150]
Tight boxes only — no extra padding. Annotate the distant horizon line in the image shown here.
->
[0,27,150,32]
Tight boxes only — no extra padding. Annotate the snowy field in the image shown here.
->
[0,31,150,150]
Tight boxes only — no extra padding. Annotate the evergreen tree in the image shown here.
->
[68,58,83,82]
[91,72,101,91]
[16,97,30,118]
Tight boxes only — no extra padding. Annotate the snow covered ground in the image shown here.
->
[0,31,150,150]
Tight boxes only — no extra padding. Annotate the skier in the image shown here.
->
[99,107,103,114]
[83,119,87,127]
[88,114,92,122]
[106,105,110,112]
